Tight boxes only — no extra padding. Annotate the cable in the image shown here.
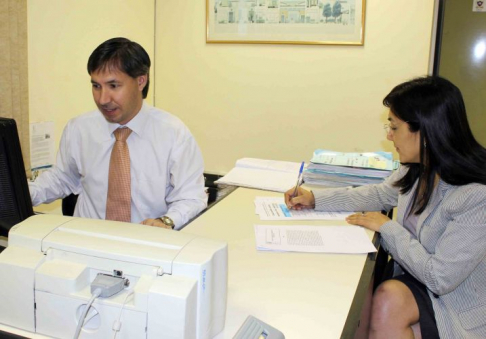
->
[73,288,102,339]
[112,290,134,339]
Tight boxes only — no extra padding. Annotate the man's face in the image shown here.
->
[91,68,147,125]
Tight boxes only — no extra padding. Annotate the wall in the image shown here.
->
[28,0,155,141]
[0,0,29,172]
[155,0,436,174]
[28,0,155,212]
[27,0,437,211]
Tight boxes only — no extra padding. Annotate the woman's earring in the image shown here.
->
[424,141,427,149]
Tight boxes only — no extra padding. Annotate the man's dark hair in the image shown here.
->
[87,37,151,99]
[383,76,486,214]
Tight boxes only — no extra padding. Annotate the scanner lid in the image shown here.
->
[9,214,198,272]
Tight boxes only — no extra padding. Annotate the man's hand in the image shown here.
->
[141,218,173,229]
[345,211,390,232]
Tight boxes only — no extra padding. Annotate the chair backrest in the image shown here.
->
[62,194,78,216]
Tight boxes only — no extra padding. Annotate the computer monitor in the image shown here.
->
[0,117,34,237]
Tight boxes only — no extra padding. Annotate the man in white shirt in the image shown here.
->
[29,37,207,230]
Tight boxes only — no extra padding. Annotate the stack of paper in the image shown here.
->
[303,149,399,187]
[254,197,352,221]
[216,158,303,192]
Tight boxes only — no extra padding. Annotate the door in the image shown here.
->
[435,0,486,146]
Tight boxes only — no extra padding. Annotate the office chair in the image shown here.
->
[62,194,78,216]
[373,209,394,291]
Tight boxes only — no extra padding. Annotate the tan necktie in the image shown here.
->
[106,127,132,222]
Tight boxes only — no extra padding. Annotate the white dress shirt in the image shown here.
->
[29,102,207,229]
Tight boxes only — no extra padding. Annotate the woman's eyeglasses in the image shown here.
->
[383,123,396,134]
[384,121,409,134]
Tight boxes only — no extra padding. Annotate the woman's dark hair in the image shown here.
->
[383,76,486,214]
[87,37,151,98]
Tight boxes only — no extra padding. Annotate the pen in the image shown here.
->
[291,161,305,198]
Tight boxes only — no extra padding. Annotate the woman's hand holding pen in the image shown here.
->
[345,212,390,232]
[284,187,390,231]
[285,186,315,210]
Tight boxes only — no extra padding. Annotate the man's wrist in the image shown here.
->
[156,216,175,229]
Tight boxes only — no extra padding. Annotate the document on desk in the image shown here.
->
[311,149,399,171]
[254,225,377,254]
[216,167,295,192]
[255,197,352,220]
[235,158,302,173]
[215,158,303,192]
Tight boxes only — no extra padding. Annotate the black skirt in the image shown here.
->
[385,261,441,339]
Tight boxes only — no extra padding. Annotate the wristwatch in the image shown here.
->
[157,216,175,229]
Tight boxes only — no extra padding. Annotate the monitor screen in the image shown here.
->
[0,117,34,237]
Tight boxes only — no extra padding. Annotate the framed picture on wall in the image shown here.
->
[206,0,366,45]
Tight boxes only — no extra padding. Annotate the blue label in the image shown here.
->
[279,204,291,217]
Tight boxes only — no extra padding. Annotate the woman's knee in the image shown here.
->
[371,280,418,325]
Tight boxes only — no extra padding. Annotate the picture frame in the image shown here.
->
[206,0,366,46]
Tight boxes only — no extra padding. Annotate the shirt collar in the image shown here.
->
[437,178,454,198]
[105,101,149,137]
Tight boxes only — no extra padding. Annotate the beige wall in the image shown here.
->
[0,0,29,172]
[28,0,155,153]
[28,0,436,177]
[28,0,155,212]
[155,0,436,174]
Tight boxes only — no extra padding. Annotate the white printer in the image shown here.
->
[0,214,227,339]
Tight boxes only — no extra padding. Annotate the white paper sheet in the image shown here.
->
[215,158,304,192]
[30,121,55,171]
[254,224,377,254]
[236,158,302,173]
[255,197,352,220]
[216,167,296,192]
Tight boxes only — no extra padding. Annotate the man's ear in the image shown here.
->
[137,75,148,91]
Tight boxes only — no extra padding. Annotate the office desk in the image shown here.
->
[0,187,378,339]
[182,187,377,339]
